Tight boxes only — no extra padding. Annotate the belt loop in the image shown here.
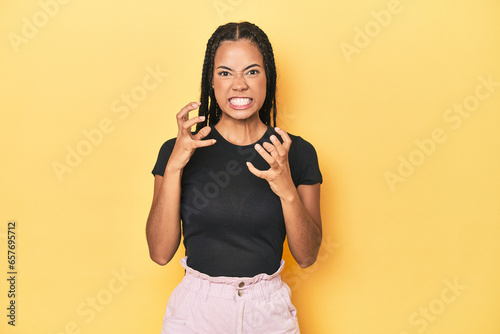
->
[266,283,272,302]
[201,279,210,302]
[259,281,271,302]
[233,283,239,302]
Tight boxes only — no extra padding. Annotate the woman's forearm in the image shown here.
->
[145,167,183,265]
[281,187,322,268]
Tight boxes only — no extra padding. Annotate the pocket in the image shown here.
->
[278,283,299,321]
[163,283,190,322]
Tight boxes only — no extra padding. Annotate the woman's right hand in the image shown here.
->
[166,102,216,172]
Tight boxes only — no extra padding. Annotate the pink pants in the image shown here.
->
[161,257,300,334]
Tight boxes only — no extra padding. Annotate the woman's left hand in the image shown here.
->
[246,127,296,200]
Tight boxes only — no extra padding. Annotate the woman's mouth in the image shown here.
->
[228,97,254,109]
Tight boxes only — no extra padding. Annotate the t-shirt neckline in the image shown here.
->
[212,125,272,148]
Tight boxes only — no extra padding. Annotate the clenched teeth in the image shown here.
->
[229,98,252,106]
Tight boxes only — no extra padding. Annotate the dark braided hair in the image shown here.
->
[195,22,278,133]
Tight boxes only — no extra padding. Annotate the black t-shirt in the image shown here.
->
[152,126,322,277]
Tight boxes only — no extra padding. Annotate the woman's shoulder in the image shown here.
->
[281,129,322,185]
[285,131,318,155]
[158,137,177,153]
[163,136,177,146]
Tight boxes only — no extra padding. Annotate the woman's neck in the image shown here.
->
[214,117,268,146]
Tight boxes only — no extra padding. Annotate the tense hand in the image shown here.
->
[167,102,216,172]
[246,127,296,200]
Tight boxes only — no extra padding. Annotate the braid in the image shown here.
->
[251,33,277,127]
[195,22,278,133]
[198,31,217,131]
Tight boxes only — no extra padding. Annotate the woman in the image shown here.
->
[146,21,322,333]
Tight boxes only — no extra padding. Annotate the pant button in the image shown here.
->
[239,282,245,288]
[238,290,243,297]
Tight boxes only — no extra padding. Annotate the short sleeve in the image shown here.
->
[289,136,323,186]
[151,138,176,176]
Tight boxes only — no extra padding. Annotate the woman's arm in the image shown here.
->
[145,102,215,265]
[280,183,322,268]
[246,128,322,268]
[146,171,183,265]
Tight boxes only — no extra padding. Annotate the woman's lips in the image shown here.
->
[228,97,253,109]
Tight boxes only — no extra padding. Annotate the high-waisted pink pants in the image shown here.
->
[161,257,300,334]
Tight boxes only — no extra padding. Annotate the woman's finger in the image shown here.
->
[192,137,217,148]
[246,161,265,179]
[262,141,279,159]
[269,135,286,157]
[274,127,292,151]
[182,115,206,132]
[192,125,212,141]
[254,143,277,167]
[176,102,201,127]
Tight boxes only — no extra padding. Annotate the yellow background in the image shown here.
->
[1,0,499,333]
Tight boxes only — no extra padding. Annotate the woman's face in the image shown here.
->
[212,39,267,123]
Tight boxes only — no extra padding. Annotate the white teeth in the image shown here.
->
[229,98,252,106]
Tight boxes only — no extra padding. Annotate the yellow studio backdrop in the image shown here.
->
[0,0,499,333]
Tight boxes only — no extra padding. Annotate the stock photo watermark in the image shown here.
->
[213,0,243,21]
[340,0,403,63]
[385,74,499,191]
[276,105,297,128]
[241,235,339,329]
[181,158,244,223]
[51,65,168,182]
[8,0,73,53]
[398,277,467,334]
[282,235,340,292]
[48,268,134,334]
[6,221,18,327]
[180,143,259,224]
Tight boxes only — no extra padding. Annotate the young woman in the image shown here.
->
[146,21,323,333]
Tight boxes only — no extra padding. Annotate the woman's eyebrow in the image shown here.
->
[216,64,262,71]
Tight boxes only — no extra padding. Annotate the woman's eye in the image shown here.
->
[246,69,259,75]
[218,71,231,76]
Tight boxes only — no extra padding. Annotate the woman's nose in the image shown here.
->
[232,74,248,90]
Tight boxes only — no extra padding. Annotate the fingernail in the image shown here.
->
[200,116,205,120]
[275,127,281,131]
[270,135,276,141]
[255,144,261,150]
